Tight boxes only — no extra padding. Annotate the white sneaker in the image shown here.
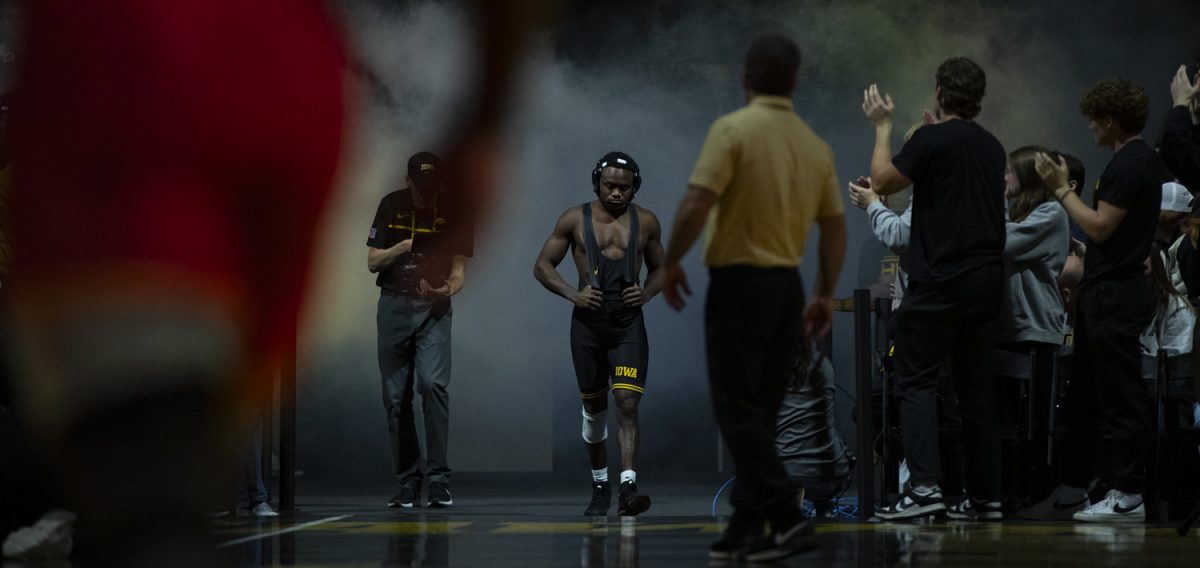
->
[249,502,280,517]
[2,509,76,560]
[1073,490,1144,524]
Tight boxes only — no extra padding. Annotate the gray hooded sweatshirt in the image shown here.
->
[999,201,1069,345]
[867,201,912,311]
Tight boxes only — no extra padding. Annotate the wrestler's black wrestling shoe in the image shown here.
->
[584,482,612,516]
[618,481,651,516]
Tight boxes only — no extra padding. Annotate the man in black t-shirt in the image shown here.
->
[367,151,473,509]
[1033,79,1161,524]
[859,57,1007,521]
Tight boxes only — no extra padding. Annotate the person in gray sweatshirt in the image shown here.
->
[999,145,1071,348]
[998,146,1070,516]
[848,118,929,311]
[849,179,911,311]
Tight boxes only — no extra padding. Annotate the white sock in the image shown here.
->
[620,470,636,484]
[592,468,608,483]
[913,484,938,496]
[1116,491,1142,508]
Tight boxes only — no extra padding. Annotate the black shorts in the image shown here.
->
[570,307,648,400]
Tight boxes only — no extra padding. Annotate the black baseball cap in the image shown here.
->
[407,151,442,191]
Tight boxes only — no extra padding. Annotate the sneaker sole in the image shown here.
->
[2,533,73,560]
[743,538,818,563]
[387,502,416,509]
[947,511,1003,521]
[742,521,817,563]
[707,549,738,561]
[429,500,453,508]
[876,503,946,521]
[618,495,651,516]
[1073,513,1144,523]
[1015,510,1081,521]
[947,514,1003,521]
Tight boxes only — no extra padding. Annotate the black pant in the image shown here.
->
[1062,277,1154,493]
[893,263,1004,500]
[995,341,1060,500]
[706,267,804,531]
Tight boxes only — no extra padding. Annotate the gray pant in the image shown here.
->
[377,293,453,487]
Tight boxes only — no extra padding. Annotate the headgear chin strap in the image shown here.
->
[591,151,642,190]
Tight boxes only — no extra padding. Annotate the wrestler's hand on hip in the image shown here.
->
[622,284,645,308]
[572,286,603,310]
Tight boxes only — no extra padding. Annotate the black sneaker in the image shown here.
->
[428,481,452,508]
[875,487,946,521]
[947,497,1003,521]
[388,485,420,509]
[584,482,612,516]
[743,518,817,563]
[708,532,754,563]
[708,518,765,563]
[617,481,651,516]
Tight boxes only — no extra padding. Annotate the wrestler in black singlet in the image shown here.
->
[571,202,649,400]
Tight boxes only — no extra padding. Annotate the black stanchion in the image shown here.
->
[875,298,895,504]
[854,289,875,520]
[262,368,276,505]
[280,343,297,512]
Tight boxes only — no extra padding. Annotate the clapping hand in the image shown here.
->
[1034,152,1070,199]
[862,84,895,126]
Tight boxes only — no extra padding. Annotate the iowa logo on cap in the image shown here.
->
[420,163,436,173]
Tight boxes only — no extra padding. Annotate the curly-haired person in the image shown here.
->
[1032,78,1163,523]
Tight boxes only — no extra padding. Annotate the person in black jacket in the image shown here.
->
[1163,65,1200,194]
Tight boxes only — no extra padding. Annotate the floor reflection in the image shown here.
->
[580,517,639,568]
[214,512,1200,567]
[857,521,1180,567]
[383,517,449,567]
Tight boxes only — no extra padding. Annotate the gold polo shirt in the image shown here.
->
[688,95,843,268]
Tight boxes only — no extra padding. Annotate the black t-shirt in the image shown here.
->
[367,188,474,294]
[1080,140,1162,291]
[891,119,1006,283]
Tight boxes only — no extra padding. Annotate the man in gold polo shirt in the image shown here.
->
[662,35,846,563]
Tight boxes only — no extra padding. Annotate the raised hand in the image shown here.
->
[862,84,895,126]
[1171,64,1200,108]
